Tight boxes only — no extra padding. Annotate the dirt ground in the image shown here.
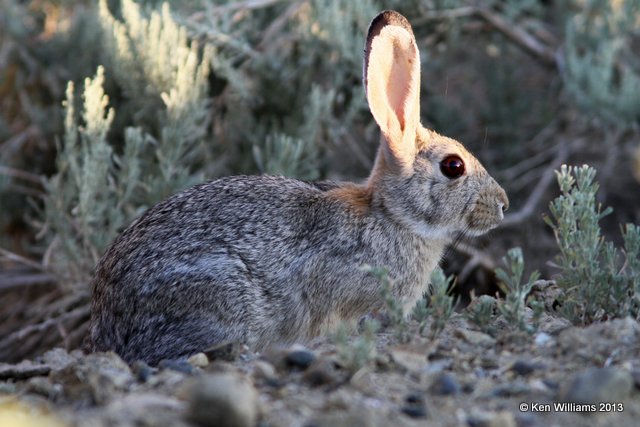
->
[1,306,639,427]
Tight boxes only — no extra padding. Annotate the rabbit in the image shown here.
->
[89,10,509,365]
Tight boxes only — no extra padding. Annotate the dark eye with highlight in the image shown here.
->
[440,155,465,179]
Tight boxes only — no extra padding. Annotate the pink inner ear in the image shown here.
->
[387,39,415,131]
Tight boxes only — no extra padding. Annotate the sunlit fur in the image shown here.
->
[89,10,508,365]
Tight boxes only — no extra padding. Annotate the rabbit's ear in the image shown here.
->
[364,11,421,174]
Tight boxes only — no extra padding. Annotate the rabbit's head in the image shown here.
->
[364,11,508,240]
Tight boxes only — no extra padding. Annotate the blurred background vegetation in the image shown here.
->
[0,0,638,362]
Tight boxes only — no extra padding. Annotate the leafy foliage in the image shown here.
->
[43,1,212,285]
[495,247,542,333]
[413,267,457,339]
[465,294,497,334]
[545,165,640,324]
[562,0,640,126]
[360,265,411,343]
[333,318,379,373]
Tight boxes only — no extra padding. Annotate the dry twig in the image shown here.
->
[455,241,498,285]
[501,143,570,227]
[414,6,558,67]
[0,248,46,271]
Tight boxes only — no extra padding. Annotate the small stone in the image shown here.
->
[561,367,633,404]
[538,315,571,335]
[401,393,427,419]
[285,349,316,370]
[158,359,195,374]
[455,329,497,347]
[188,353,210,368]
[303,358,340,387]
[401,403,428,419]
[480,355,500,370]
[533,333,552,347]
[429,372,460,395]
[253,360,278,384]
[510,360,543,377]
[132,360,156,382]
[50,352,133,405]
[401,405,428,419]
[203,341,242,362]
[187,372,258,427]
[405,392,423,404]
[390,349,427,372]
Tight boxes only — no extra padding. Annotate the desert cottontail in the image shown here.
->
[89,10,508,364]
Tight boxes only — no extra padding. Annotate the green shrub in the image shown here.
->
[465,294,497,334]
[562,0,640,126]
[333,318,379,373]
[495,247,542,333]
[361,265,411,343]
[545,164,640,323]
[43,1,213,285]
[413,267,457,339]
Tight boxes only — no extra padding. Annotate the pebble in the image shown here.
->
[188,353,210,368]
[131,360,155,382]
[429,372,460,395]
[187,373,258,427]
[253,360,279,385]
[50,352,133,405]
[401,392,428,419]
[533,332,552,347]
[510,360,543,377]
[158,359,195,374]
[390,349,428,373]
[455,329,497,347]
[303,358,341,387]
[285,349,316,370]
[560,367,633,404]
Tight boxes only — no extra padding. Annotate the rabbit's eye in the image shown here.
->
[440,155,465,179]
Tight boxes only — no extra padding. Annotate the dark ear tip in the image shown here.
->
[367,10,414,41]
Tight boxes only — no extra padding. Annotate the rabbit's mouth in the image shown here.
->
[463,203,506,235]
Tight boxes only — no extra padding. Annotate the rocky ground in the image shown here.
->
[1,311,640,427]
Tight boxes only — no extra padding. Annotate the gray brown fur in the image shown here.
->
[89,10,508,365]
